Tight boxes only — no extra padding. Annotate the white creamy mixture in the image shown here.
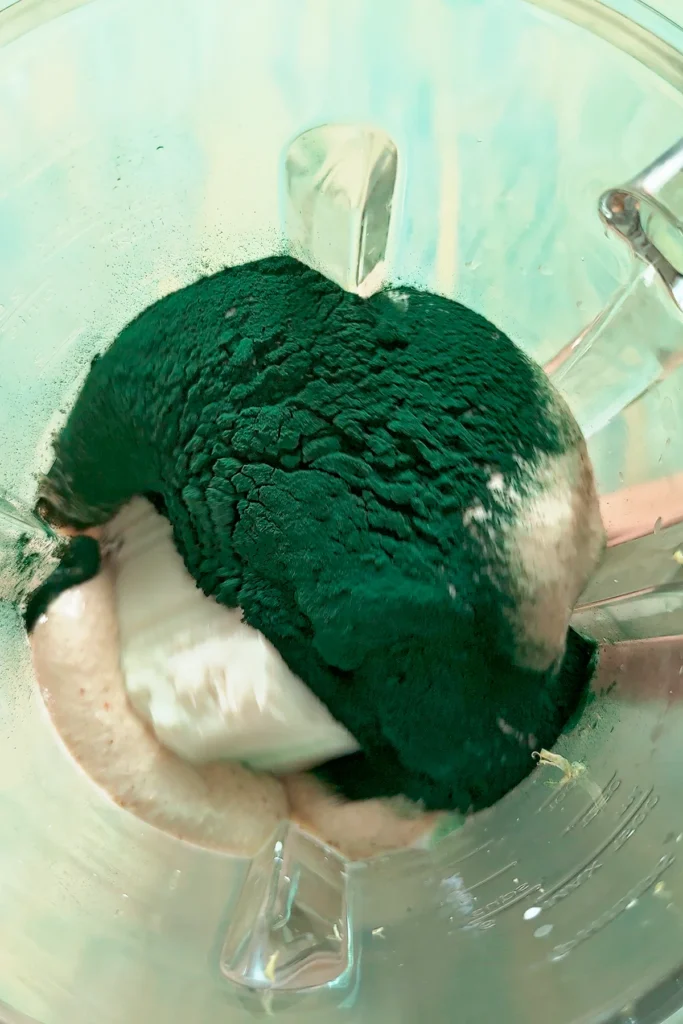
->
[30,502,442,861]
[106,499,359,773]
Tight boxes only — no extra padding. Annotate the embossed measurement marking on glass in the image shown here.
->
[541,859,603,912]
[562,772,621,835]
[447,839,495,869]
[538,787,660,912]
[466,881,542,931]
[537,772,582,813]
[619,785,645,818]
[461,784,663,931]
[466,862,518,893]
[550,854,675,958]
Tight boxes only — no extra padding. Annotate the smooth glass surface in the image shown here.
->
[1,1,683,1022]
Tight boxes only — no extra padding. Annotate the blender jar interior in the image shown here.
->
[0,0,683,1021]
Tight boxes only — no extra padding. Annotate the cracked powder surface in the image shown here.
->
[38,256,600,812]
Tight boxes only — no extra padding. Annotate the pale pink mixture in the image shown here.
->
[30,560,442,861]
[30,480,631,862]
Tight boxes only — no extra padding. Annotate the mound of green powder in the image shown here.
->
[38,256,597,812]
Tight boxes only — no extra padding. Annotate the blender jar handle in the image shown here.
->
[600,137,683,311]
[549,138,683,441]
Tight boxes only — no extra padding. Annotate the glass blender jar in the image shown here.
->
[1,1,683,1021]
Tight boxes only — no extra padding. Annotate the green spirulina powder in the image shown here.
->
[24,535,100,633]
[37,255,597,812]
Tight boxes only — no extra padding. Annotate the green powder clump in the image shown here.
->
[24,536,100,632]
[38,256,596,812]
